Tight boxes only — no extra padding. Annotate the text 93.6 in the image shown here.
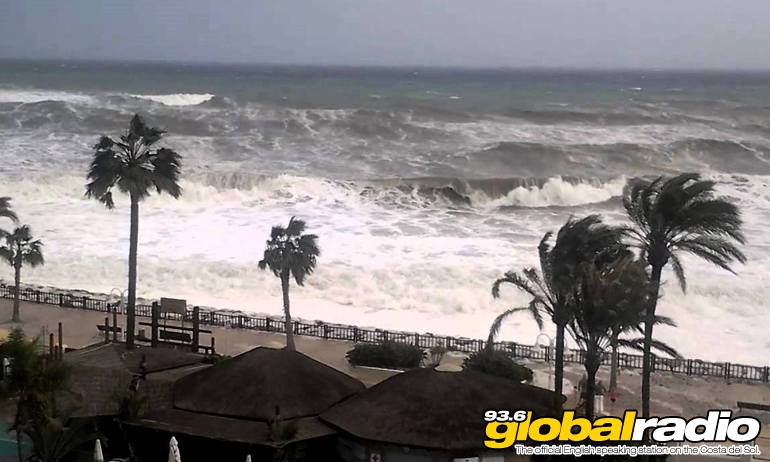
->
[484,410,527,423]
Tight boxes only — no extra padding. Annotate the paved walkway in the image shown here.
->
[2,298,770,418]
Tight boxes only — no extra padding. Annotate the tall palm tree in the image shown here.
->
[568,256,681,420]
[0,226,44,322]
[86,114,182,349]
[258,217,320,350]
[491,215,624,410]
[622,173,745,422]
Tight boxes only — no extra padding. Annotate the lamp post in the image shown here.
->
[535,333,555,390]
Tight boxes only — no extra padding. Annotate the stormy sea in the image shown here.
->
[1,60,769,363]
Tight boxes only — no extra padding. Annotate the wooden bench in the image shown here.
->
[160,330,192,343]
[738,401,770,412]
[96,324,122,333]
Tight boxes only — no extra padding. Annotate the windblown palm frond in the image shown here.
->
[623,174,746,291]
[85,114,182,209]
[0,226,45,268]
[0,197,18,224]
[259,217,320,285]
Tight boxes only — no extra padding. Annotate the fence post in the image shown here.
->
[445,336,452,351]
[112,308,118,342]
[49,333,55,358]
[511,342,517,358]
[265,318,271,332]
[104,317,110,344]
[415,333,420,348]
[59,294,63,307]
[323,324,329,340]
[238,315,243,329]
[192,307,200,353]
[687,359,693,376]
[151,302,160,348]
[57,323,63,360]
[36,290,40,304]
[353,327,359,343]
[725,363,731,380]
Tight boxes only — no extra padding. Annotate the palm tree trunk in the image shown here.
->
[642,264,663,437]
[15,407,22,462]
[554,323,566,411]
[610,332,619,391]
[126,193,139,349]
[585,364,597,421]
[281,271,295,350]
[12,254,21,322]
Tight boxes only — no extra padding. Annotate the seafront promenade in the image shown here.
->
[1,296,770,420]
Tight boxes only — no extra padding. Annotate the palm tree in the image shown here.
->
[0,197,19,224]
[24,411,97,462]
[491,215,624,410]
[0,226,44,322]
[0,328,73,462]
[86,114,182,349]
[259,217,320,350]
[622,173,746,422]
[568,256,680,420]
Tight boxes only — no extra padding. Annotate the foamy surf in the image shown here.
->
[130,93,216,106]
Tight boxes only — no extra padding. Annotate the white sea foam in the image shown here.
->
[0,172,768,364]
[477,177,626,208]
[130,93,215,106]
[0,89,96,105]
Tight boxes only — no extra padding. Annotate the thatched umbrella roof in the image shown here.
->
[320,367,563,451]
[173,347,365,421]
[64,343,209,417]
[134,409,335,448]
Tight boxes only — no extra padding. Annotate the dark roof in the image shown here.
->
[134,409,335,448]
[173,347,365,421]
[64,343,209,417]
[66,343,206,374]
[320,368,562,451]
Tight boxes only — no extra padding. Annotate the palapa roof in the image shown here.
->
[134,409,335,448]
[66,342,206,375]
[173,347,366,421]
[320,367,563,451]
[64,343,209,417]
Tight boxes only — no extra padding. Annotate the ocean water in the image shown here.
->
[0,60,769,363]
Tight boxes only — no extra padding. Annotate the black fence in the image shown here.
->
[2,284,767,382]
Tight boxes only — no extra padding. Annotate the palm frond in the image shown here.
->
[486,304,543,348]
[0,197,19,224]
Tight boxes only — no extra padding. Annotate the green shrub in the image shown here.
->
[462,349,533,383]
[346,342,426,369]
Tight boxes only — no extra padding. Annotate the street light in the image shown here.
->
[534,333,555,390]
[110,288,127,312]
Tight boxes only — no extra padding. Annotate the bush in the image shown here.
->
[462,349,533,383]
[346,342,426,369]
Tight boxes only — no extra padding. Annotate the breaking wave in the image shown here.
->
[129,93,216,106]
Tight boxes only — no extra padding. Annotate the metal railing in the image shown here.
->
[1,284,767,382]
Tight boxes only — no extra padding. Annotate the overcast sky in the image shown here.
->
[1,0,769,69]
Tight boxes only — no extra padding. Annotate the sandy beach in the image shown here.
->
[3,297,769,420]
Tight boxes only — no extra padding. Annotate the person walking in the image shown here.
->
[594,380,607,416]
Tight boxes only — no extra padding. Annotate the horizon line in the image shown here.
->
[2,56,770,74]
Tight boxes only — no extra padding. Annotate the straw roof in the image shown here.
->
[64,342,209,417]
[173,347,365,421]
[320,367,563,450]
[66,342,206,374]
[134,409,335,448]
